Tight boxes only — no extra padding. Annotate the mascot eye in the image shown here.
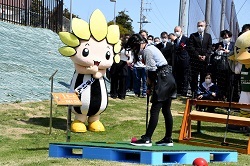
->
[247,47,250,53]
[106,51,111,60]
[235,46,240,54]
[82,48,89,57]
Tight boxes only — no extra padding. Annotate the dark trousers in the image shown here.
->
[126,67,133,91]
[176,66,189,95]
[110,74,126,98]
[190,67,206,94]
[197,95,217,112]
[145,98,173,139]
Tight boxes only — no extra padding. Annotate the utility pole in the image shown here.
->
[138,0,151,31]
[69,0,73,32]
[230,1,235,32]
[139,0,143,31]
[220,0,226,34]
[178,0,188,35]
[205,0,211,34]
[110,0,117,24]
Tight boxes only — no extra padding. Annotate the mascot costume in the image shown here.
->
[58,9,121,132]
[229,30,250,118]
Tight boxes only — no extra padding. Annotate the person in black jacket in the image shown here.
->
[155,31,169,51]
[173,26,190,96]
[211,30,239,101]
[188,21,212,97]
[110,35,131,100]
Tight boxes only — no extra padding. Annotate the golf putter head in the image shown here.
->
[221,142,229,146]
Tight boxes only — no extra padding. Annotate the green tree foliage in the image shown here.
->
[30,0,45,27]
[108,10,134,36]
[63,8,79,19]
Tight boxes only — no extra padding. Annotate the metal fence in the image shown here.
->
[0,0,63,33]
[187,0,239,43]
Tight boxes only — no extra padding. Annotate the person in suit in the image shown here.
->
[154,37,161,45]
[159,33,175,73]
[173,26,190,96]
[147,35,154,45]
[155,31,169,51]
[211,30,239,101]
[241,24,250,33]
[188,20,212,97]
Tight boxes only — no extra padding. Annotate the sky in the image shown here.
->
[63,0,249,39]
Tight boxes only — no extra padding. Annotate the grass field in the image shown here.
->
[0,95,250,166]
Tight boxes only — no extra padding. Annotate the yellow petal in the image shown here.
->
[58,46,76,57]
[72,18,90,40]
[59,32,79,47]
[90,9,107,41]
[114,54,120,63]
[107,25,120,44]
[114,40,122,54]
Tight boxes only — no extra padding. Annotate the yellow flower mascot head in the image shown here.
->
[58,9,121,132]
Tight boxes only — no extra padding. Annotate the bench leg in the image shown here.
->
[197,121,201,133]
[247,137,250,154]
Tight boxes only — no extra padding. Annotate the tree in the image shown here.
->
[108,10,134,36]
[63,8,79,19]
[30,0,46,27]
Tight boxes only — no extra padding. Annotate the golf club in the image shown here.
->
[146,93,150,130]
[221,74,234,146]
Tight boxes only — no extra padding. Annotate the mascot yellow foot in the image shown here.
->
[71,120,87,133]
[88,120,105,132]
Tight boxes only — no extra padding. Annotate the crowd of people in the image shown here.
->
[110,21,250,102]
[107,21,250,146]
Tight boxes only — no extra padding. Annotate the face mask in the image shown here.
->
[205,78,211,84]
[175,32,181,37]
[222,38,230,44]
[147,40,153,44]
[155,41,160,45]
[168,39,172,43]
[161,38,167,43]
[197,26,204,33]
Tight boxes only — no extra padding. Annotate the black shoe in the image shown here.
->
[110,94,117,99]
[130,136,152,147]
[119,97,125,100]
[155,138,173,146]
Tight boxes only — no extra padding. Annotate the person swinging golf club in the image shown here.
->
[125,33,177,147]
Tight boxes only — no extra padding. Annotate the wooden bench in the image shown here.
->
[179,99,250,154]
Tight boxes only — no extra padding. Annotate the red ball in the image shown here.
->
[131,137,137,143]
[192,158,208,166]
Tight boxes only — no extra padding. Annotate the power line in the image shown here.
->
[146,14,166,35]
[149,10,170,32]
[151,0,172,29]
[235,0,248,16]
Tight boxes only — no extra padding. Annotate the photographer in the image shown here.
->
[211,30,239,102]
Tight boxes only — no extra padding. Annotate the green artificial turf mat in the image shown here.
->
[51,141,236,152]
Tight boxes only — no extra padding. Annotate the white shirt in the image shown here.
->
[120,48,131,62]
